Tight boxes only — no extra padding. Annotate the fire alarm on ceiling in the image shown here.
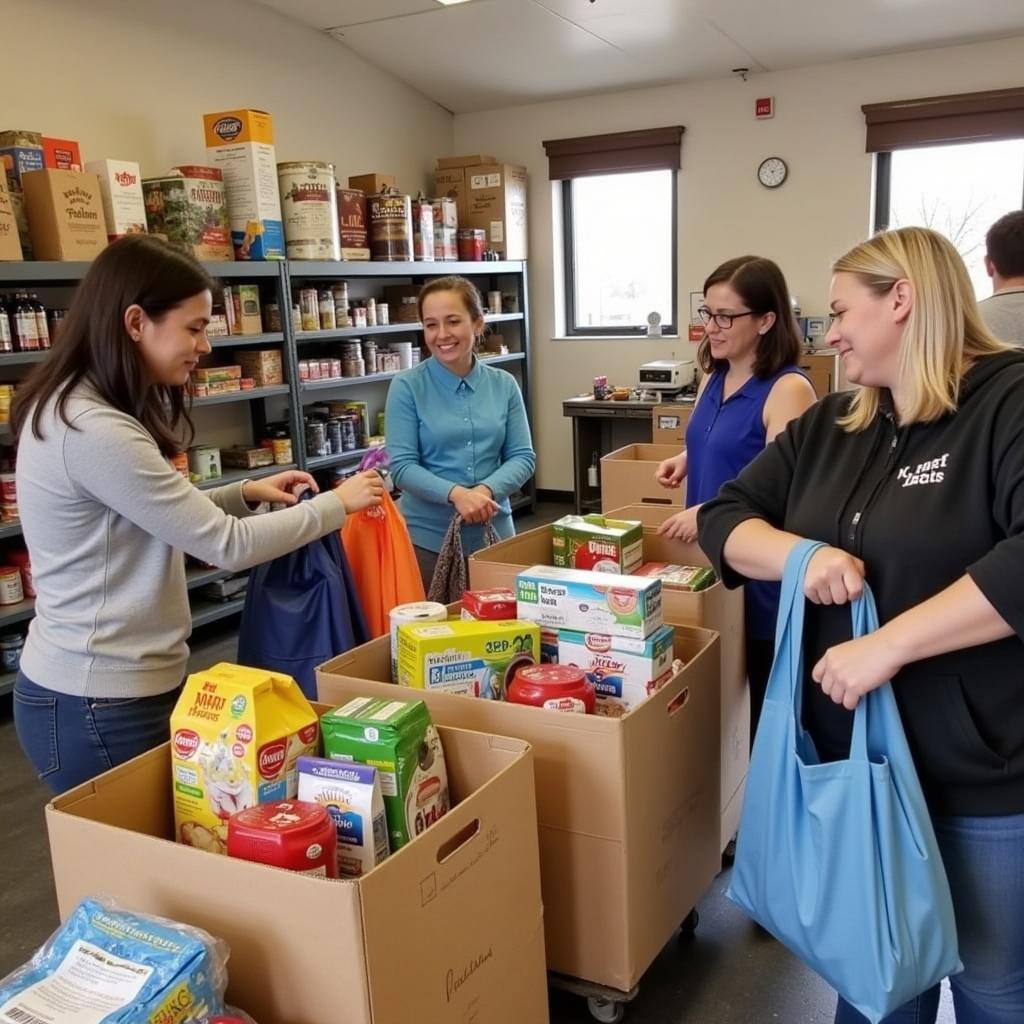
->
[756,97,774,119]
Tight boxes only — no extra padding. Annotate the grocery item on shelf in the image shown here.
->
[337,186,370,260]
[171,662,320,855]
[0,129,44,258]
[231,283,263,335]
[142,165,233,262]
[506,663,596,714]
[235,348,283,386]
[227,798,338,878]
[0,566,24,605]
[0,630,23,672]
[203,108,284,261]
[220,445,274,470]
[86,158,147,240]
[388,600,448,681]
[461,587,516,621]
[21,168,108,261]
[348,173,395,194]
[297,756,391,877]
[552,513,643,574]
[321,695,449,852]
[41,136,81,170]
[412,193,435,261]
[634,562,717,591]
[278,160,341,261]
[368,187,414,262]
[8,547,32,597]
[457,227,485,262]
[0,176,23,261]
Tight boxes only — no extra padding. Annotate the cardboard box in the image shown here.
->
[219,445,274,469]
[434,166,468,224]
[85,159,147,240]
[552,513,643,574]
[42,136,82,171]
[21,169,108,261]
[348,173,395,195]
[143,166,233,262]
[469,515,748,853]
[236,348,283,386]
[436,153,497,170]
[47,722,549,1024]
[651,402,693,445]
[0,176,23,261]
[203,109,285,261]
[0,129,44,189]
[601,442,684,512]
[318,624,721,992]
[465,163,527,259]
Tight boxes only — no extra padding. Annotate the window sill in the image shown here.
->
[553,335,682,342]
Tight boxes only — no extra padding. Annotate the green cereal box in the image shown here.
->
[552,514,644,574]
[397,619,540,699]
[321,696,449,852]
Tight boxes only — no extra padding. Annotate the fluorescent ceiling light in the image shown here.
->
[435,0,474,5]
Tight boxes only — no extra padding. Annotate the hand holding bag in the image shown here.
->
[427,514,501,604]
[728,539,961,1023]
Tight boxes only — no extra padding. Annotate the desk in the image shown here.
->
[563,395,693,513]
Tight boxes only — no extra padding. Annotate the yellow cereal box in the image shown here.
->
[171,662,320,855]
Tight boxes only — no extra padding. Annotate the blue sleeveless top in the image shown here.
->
[686,365,807,640]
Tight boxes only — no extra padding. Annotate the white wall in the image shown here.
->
[454,35,1024,491]
[5,0,452,193]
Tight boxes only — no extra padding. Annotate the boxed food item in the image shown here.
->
[558,623,675,716]
[516,565,663,639]
[0,176,23,260]
[552,513,643,574]
[465,163,527,259]
[170,663,320,856]
[85,159,147,240]
[347,172,395,194]
[187,444,222,481]
[337,185,370,259]
[142,166,233,261]
[205,379,241,396]
[203,109,284,260]
[232,282,262,334]
[635,562,716,591]
[383,284,420,323]
[297,755,390,878]
[461,587,517,621]
[42,136,82,171]
[412,195,435,261]
[219,445,274,470]
[236,348,283,386]
[20,168,108,261]
[0,129,44,189]
[321,696,449,852]
[396,618,540,698]
[192,365,242,384]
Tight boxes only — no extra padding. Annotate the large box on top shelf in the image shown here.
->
[46,719,548,1024]
[21,169,108,261]
[464,163,527,259]
[600,442,684,511]
[318,622,721,993]
[469,513,747,853]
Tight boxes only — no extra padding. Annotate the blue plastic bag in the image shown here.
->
[237,495,369,698]
[728,540,961,1023]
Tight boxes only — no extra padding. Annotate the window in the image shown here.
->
[543,126,683,336]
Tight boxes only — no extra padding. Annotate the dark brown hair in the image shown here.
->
[697,255,802,379]
[417,276,485,324]
[12,235,217,457]
[985,210,1024,279]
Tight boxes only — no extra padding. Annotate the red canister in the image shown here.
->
[457,228,486,261]
[507,664,596,715]
[227,800,338,878]
[461,588,517,621]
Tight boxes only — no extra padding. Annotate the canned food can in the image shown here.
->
[368,189,414,261]
[298,360,310,382]
[340,416,357,451]
[327,418,343,453]
[0,632,23,672]
[330,358,342,379]
[0,567,23,606]
[377,302,389,326]
[305,420,328,457]
[354,307,367,329]
[299,288,320,332]
[278,161,342,261]
[272,436,293,466]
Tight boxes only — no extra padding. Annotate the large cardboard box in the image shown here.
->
[0,175,23,260]
[651,402,693,445]
[600,442,684,512]
[464,163,527,259]
[319,624,721,992]
[47,721,548,1024]
[436,153,497,170]
[21,168,108,261]
[469,517,748,853]
[348,173,396,195]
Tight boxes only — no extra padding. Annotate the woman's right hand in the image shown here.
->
[334,470,385,514]
[450,485,500,524]
[804,546,866,605]
[655,453,686,489]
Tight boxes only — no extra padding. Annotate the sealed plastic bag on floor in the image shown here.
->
[428,514,501,604]
[728,540,960,1023]
[237,493,369,698]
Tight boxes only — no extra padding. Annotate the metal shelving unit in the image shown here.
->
[208,331,285,350]
[192,384,290,408]
[295,312,524,344]
[195,463,297,491]
[189,595,247,630]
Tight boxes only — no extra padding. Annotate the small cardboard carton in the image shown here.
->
[600,442,684,512]
[552,513,643,574]
[142,166,233,262]
[42,136,82,171]
[21,168,108,261]
[348,172,395,194]
[0,176,23,261]
[47,721,548,1024]
[85,159,147,240]
[318,623,721,992]
[436,153,497,170]
[235,348,283,386]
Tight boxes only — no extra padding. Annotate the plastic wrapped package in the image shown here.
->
[0,898,229,1023]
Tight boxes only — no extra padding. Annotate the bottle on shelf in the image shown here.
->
[13,293,40,352]
[0,297,13,354]
[30,294,51,350]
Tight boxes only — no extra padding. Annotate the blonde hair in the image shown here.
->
[834,226,1010,431]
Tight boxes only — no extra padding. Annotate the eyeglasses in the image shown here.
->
[697,307,758,329]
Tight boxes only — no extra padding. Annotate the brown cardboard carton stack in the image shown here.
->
[21,169,108,261]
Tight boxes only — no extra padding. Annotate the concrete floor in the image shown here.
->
[0,502,957,1022]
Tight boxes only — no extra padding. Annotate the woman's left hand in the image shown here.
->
[241,471,319,507]
[811,631,904,710]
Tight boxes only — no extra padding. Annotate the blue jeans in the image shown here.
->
[14,672,181,795]
[835,812,1024,1024]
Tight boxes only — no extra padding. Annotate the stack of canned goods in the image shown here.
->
[291,281,392,334]
[304,410,363,458]
[341,341,365,377]
[361,338,378,374]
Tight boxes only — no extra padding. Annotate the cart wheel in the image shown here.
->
[587,997,626,1023]
[679,908,699,939]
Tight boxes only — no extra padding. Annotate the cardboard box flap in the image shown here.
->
[601,443,681,463]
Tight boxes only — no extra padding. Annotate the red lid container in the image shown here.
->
[462,587,517,621]
[507,664,595,715]
[227,800,337,878]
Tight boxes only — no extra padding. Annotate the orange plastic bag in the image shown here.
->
[340,490,425,637]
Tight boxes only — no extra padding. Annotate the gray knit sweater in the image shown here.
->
[16,385,347,698]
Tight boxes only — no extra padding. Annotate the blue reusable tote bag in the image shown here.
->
[728,540,961,1023]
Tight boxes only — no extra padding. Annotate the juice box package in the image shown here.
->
[321,697,449,852]
[552,514,643,574]
[516,564,664,639]
[203,109,285,261]
[142,166,233,261]
[396,618,540,699]
[171,662,320,856]
[558,623,675,715]
[85,159,147,240]
[297,756,390,878]
[635,562,717,591]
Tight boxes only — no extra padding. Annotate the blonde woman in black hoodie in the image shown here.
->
[699,227,1024,1024]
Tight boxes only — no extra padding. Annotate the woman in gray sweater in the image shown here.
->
[11,235,383,793]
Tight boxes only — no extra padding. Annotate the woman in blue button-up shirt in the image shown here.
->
[385,276,536,587]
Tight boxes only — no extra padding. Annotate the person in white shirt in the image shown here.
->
[979,210,1024,344]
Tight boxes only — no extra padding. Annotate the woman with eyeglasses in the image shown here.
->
[654,255,816,743]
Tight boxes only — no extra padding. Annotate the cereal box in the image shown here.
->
[396,618,539,699]
[142,166,233,261]
[558,624,675,715]
[321,696,449,852]
[86,159,147,240]
[552,514,643,574]
[516,565,663,640]
[635,562,716,591]
[171,662,320,856]
[203,109,285,261]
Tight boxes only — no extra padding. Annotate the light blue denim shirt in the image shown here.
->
[385,356,536,553]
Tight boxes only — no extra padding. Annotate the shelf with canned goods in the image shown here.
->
[192,384,291,407]
[293,312,524,344]
[208,331,285,350]
[194,463,297,492]
[0,260,282,285]
[297,352,526,394]
[286,259,527,279]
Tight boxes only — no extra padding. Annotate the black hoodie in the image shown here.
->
[699,350,1024,816]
